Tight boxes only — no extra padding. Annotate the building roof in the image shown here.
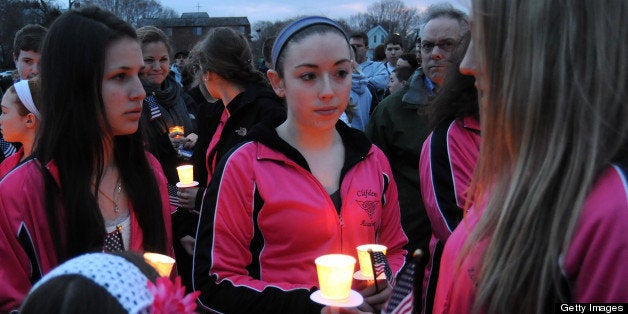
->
[367,25,388,37]
[138,13,250,28]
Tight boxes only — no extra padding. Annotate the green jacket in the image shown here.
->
[365,69,433,256]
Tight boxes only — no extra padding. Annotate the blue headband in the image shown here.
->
[271,16,347,69]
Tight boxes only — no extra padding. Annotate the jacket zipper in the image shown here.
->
[338,213,344,252]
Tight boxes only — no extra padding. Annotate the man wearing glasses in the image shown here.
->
[365,4,469,312]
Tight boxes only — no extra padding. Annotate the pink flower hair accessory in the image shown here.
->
[148,276,201,314]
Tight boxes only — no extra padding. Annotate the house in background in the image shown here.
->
[367,25,388,59]
[138,12,250,54]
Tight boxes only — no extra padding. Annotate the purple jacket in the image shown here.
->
[433,164,628,313]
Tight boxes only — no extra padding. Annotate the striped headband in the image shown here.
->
[271,16,348,69]
[13,80,40,120]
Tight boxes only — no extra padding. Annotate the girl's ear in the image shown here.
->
[267,70,285,98]
[24,113,38,129]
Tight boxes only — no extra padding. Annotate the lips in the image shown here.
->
[315,107,338,116]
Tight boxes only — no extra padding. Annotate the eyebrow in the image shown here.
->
[294,58,351,69]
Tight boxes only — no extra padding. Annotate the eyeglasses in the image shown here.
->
[420,39,458,53]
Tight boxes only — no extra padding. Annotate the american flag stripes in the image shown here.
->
[144,95,162,121]
[168,184,182,208]
[369,250,396,287]
[383,262,415,314]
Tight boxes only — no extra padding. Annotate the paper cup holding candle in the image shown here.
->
[176,165,198,188]
[354,244,387,280]
[143,252,175,277]
[309,254,363,307]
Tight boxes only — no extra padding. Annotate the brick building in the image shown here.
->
[138,12,250,55]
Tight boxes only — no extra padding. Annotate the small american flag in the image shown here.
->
[144,95,162,121]
[383,262,415,314]
[168,184,181,208]
[103,226,124,252]
[370,250,396,287]
[1,138,16,158]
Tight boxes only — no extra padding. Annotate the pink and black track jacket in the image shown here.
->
[419,116,480,313]
[193,121,408,313]
[0,154,173,312]
[433,160,628,313]
[0,147,24,180]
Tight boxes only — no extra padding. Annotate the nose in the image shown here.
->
[318,74,334,101]
[430,46,445,60]
[459,40,476,77]
[31,62,40,76]
[131,76,146,101]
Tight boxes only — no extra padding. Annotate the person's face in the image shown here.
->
[175,55,187,68]
[140,41,170,86]
[388,72,405,94]
[385,43,402,66]
[268,32,352,131]
[0,91,29,143]
[349,37,367,64]
[102,38,146,136]
[420,17,462,86]
[14,50,41,80]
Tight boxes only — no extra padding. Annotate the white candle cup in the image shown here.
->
[315,254,355,301]
[143,252,175,277]
[176,165,194,185]
[356,244,387,278]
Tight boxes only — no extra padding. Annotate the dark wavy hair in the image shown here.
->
[190,27,267,87]
[36,6,166,261]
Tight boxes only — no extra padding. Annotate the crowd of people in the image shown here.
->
[0,0,625,313]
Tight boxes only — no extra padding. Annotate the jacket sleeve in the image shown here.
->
[364,61,390,94]
[365,102,392,157]
[146,153,175,259]
[0,175,38,312]
[193,143,322,314]
[373,147,409,276]
[563,167,628,302]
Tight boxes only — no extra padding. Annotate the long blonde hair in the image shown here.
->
[465,0,627,313]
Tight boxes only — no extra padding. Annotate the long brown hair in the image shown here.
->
[464,0,627,313]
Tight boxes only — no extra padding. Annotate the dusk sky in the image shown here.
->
[144,0,468,25]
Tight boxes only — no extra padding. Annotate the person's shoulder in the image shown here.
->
[0,159,41,194]
[375,87,408,111]
[574,165,628,234]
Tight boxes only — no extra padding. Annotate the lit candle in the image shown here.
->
[168,125,184,139]
[315,254,355,301]
[176,165,194,185]
[356,244,387,278]
[143,252,175,277]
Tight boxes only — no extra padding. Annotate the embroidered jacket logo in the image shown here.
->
[356,189,379,219]
[356,200,379,219]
